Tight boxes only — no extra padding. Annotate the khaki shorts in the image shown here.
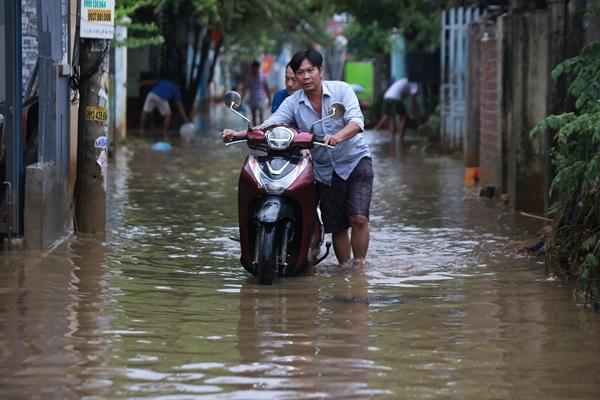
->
[143,92,171,116]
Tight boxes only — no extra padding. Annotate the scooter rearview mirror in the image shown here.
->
[223,91,251,129]
[328,103,345,119]
[224,91,242,109]
[309,102,346,133]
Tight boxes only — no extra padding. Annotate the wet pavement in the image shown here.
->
[1,123,600,399]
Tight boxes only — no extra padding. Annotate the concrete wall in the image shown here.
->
[501,11,550,213]
[462,0,591,214]
[24,0,73,249]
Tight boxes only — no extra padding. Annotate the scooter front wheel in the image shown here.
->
[257,223,278,285]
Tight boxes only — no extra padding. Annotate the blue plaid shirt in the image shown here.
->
[263,80,370,186]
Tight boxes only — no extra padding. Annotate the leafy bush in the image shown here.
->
[530,40,600,309]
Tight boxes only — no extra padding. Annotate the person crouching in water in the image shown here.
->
[140,78,191,139]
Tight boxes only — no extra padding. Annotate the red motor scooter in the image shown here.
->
[223,91,345,284]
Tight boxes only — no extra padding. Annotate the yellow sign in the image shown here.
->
[88,9,112,22]
[85,106,108,122]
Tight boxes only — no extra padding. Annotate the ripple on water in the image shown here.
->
[3,136,595,400]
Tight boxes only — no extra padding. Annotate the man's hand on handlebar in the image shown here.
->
[323,134,340,146]
[222,129,245,143]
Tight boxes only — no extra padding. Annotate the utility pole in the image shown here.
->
[74,0,114,234]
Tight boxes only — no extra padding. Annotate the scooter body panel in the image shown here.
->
[238,153,321,277]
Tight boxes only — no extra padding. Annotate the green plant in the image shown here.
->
[530,38,600,308]
[115,0,164,48]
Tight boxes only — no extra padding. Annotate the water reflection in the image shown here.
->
[236,267,382,398]
[0,237,110,398]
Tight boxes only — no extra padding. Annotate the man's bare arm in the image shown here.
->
[176,101,190,123]
[323,121,362,146]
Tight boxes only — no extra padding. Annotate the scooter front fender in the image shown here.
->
[255,196,295,224]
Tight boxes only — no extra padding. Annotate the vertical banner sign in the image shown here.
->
[80,0,115,39]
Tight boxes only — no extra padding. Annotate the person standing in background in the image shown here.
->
[242,60,271,126]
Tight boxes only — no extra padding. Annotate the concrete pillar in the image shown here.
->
[478,22,502,192]
[114,17,130,143]
[75,39,109,234]
[69,0,79,198]
[501,10,551,213]
[465,21,483,187]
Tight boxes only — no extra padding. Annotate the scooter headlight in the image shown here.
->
[265,127,294,150]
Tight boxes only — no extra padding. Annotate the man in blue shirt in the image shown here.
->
[270,63,300,114]
[140,79,190,138]
[223,49,374,267]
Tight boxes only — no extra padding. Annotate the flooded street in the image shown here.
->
[1,126,600,399]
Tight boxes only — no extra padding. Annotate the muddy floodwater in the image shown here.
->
[1,124,600,399]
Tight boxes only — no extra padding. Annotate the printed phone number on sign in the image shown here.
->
[85,106,108,122]
[88,9,112,22]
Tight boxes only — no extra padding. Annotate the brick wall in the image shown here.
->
[479,29,501,187]
[21,0,38,95]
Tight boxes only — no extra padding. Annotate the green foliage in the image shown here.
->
[217,0,333,59]
[115,0,159,20]
[116,0,332,59]
[531,39,600,308]
[344,20,392,58]
[332,0,452,56]
[530,41,600,215]
[115,0,163,48]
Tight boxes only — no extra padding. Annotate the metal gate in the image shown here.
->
[440,7,479,149]
[0,0,23,237]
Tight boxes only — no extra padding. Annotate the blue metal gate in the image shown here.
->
[440,7,480,149]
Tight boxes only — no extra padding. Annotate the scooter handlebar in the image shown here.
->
[313,139,335,149]
[223,135,248,146]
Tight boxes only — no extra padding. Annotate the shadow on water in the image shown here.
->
[1,113,600,399]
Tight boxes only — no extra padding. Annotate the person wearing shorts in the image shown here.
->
[242,61,271,126]
[373,78,420,142]
[140,79,190,138]
[223,48,374,266]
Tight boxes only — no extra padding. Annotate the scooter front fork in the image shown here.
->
[279,220,293,275]
[252,224,264,273]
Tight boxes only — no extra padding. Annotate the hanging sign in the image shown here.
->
[80,0,115,39]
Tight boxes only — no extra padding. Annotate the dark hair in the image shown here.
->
[289,48,323,72]
[251,60,260,68]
